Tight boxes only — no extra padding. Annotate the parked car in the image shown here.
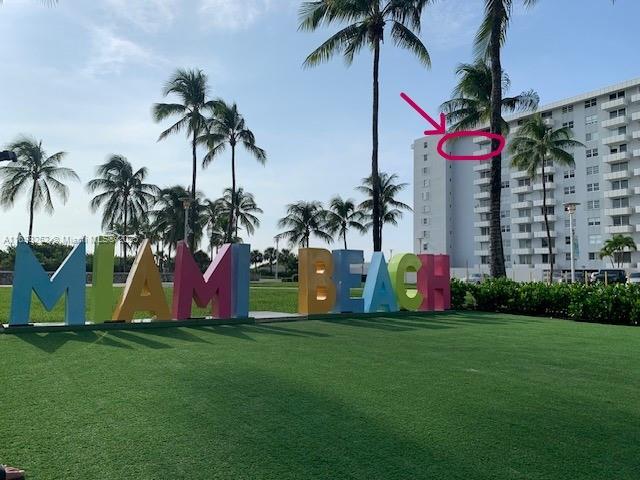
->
[591,269,627,284]
[627,272,640,284]
[462,273,485,284]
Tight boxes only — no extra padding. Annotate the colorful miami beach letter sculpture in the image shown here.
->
[298,248,450,315]
[8,237,250,326]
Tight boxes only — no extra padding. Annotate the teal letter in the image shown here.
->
[10,238,86,326]
[363,252,398,313]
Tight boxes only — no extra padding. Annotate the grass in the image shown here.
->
[0,312,638,479]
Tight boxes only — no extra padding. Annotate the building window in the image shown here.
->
[586,165,599,175]
[422,218,430,225]
[586,148,599,158]
[501,210,510,219]
[565,236,571,245]
[562,121,574,129]
[609,90,625,100]
[423,141,428,148]
[423,154,428,161]
[587,217,601,226]
[586,132,599,142]
[565,253,572,261]
[610,108,626,119]
[501,225,511,233]
[586,182,599,192]
[589,234,602,245]
[564,169,575,179]
[564,186,576,195]
[585,98,597,108]
[585,114,598,125]
[562,105,574,114]
[611,162,628,173]
[611,179,629,190]
[588,252,597,260]
[587,200,600,210]
[501,180,510,189]
[541,111,553,118]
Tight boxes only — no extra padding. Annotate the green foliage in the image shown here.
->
[453,278,639,326]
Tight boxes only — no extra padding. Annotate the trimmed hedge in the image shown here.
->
[451,278,640,326]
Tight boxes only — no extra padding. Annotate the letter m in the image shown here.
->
[10,239,86,326]
[172,241,232,320]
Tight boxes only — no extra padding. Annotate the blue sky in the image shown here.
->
[0,0,639,257]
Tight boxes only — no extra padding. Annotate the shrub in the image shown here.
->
[452,278,638,326]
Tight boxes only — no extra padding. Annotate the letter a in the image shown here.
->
[112,240,170,321]
[363,252,398,313]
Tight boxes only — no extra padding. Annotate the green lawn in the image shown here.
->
[1,312,638,479]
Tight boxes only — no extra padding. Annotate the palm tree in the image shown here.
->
[599,235,637,268]
[510,114,584,281]
[217,187,262,240]
[0,136,79,240]
[87,155,159,267]
[474,0,539,277]
[357,172,411,247]
[441,61,538,133]
[325,196,366,249]
[276,200,333,248]
[202,198,225,256]
[152,68,215,249]
[299,0,433,253]
[198,101,266,242]
[153,186,206,257]
[251,249,263,273]
[263,246,277,275]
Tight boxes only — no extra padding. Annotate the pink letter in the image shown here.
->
[417,254,451,311]
[172,242,232,320]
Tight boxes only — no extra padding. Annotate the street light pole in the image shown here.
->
[180,194,193,244]
[564,202,580,283]
[274,236,279,281]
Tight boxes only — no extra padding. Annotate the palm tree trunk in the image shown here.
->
[541,166,553,284]
[123,205,128,272]
[488,5,506,278]
[27,183,36,243]
[227,144,236,243]
[343,229,347,250]
[371,38,382,253]
[190,131,197,250]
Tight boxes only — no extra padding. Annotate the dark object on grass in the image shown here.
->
[0,464,26,480]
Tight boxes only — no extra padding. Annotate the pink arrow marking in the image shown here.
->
[400,92,506,162]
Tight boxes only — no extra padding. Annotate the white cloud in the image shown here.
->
[82,27,165,77]
[198,0,286,31]
[104,0,179,32]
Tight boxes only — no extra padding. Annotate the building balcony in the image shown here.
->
[512,232,533,240]
[473,191,491,200]
[602,133,630,145]
[474,220,490,228]
[511,200,533,209]
[532,182,555,191]
[473,135,491,144]
[474,149,490,157]
[474,235,490,243]
[543,117,554,127]
[534,247,556,255]
[474,206,491,214]
[512,185,532,194]
[512,248,533,255]
[474,249,489,257]
[634,187,640,195]
[512,216,533,224]
[473,161,491,172]
[536,166,555,175]
[631,93,640,104]
[604,207,633,216]
[601,97,627,110]
[602,116,628,129]
[603,170,631,181]
[603,151,631,163]
[631,111,640,121]
[633,130,640,140]
[511,170,530,180]
[534,230,556,238]
[533,214,557,223]
[533,198,555,207]
[605,225,634,234]
[604,188,631,198]
[473,177,491,186]
[633,150,640,158]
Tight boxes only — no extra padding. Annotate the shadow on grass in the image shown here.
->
[14,331,134,353]
[111,368,459,480]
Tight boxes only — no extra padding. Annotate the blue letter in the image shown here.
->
[363,252,398,313]
[332,249,364,313]
[232,243,250,318]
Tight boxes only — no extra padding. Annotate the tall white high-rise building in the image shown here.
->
[413,78,640,280]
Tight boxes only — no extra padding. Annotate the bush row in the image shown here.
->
[451,278,640,326]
